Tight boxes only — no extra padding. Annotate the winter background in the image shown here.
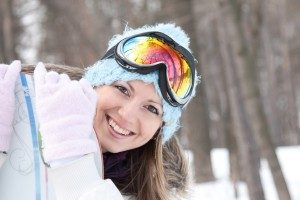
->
[1,0,300,199]
[188,147,300,200]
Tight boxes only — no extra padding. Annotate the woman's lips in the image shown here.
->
[106,115,133,139]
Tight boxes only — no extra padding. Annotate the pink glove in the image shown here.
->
[0,60,21,152]
[34,62,98,163]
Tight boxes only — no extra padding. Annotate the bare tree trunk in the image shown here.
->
[270,0,299,145]
[182,89,215,183]
[227,0,291,199]
[216,1,265,199]
[285,1,300,143]
[0,0,18,62]
[219,28,241,198]
[222,74,240,197]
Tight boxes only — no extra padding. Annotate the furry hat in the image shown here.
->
[84,23,199,142]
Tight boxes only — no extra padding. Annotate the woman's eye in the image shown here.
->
[115,85,129,96]
[146,105,159,115]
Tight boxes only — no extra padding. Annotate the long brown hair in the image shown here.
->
[22,64,190,200]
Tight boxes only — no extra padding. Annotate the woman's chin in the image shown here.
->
[100,140,125,153]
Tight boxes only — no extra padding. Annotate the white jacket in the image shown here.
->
[0,153,130,200]
[0,74,129,200]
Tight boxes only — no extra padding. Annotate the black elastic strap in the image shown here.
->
[101,46,116,60]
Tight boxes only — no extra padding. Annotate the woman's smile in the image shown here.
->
[106,114,135,139]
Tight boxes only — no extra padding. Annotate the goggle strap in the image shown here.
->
[101,46,116,60]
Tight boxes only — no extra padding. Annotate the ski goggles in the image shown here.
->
[101,32,197,107]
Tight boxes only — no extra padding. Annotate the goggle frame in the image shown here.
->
[101,31,197,107]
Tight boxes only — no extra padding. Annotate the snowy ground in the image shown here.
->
[188,146,300,200]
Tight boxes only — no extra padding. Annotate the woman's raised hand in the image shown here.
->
[0,60,21,152]
[34,62,98,163]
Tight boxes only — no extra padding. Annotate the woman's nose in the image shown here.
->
[118,100,138,123]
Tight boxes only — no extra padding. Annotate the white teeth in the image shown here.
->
[108,117,131,136]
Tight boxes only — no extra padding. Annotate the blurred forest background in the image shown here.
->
[0,0,299,199]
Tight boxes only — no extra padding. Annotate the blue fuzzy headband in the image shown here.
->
[84,23,200,142]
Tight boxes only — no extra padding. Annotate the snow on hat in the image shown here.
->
[84,23,199,142]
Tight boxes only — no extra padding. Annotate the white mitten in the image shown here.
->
[34,62,98,163]
[0,60,21,152]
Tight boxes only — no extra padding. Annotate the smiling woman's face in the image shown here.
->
[93,80,163,153]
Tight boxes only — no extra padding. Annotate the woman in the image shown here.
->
[0,23,199,200]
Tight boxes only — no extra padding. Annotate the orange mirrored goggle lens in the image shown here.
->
[122,36,192,99]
